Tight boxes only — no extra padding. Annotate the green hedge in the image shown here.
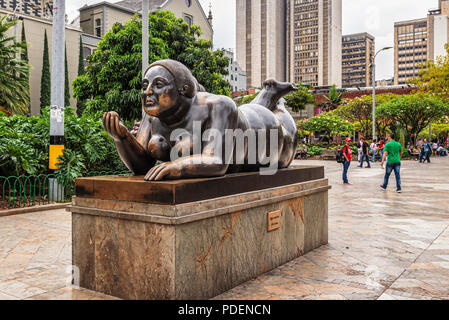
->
[0,108,126,181]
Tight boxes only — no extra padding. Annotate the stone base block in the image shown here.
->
[68,166,330,300]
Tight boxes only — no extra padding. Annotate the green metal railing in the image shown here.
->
[0,171,131,210]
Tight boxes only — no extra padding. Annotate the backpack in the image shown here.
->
[336,149,345,163]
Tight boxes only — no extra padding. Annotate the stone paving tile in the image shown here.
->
[0,157,448,300]
[25,287,119,300]
[217,157,449,300]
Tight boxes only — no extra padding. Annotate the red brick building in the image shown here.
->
[313,85,415,115]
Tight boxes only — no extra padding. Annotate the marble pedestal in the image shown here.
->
[68,166,330,300]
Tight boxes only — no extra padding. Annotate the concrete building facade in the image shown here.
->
[223,49,247,93]
[286,0,342,87]
[394,18,428,85]
[342,32,375,88]
[394,0,449,85]
[1,2,82,115]
[79,0,213,42]
[236,0,287,89]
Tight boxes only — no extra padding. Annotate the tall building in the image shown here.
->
[236,0,287,89]
[223,49,247,92]
[342,33,375,88]
[0,0,54,19]
[286,0,342,87]
[0,1,82,114]
[394,18,428,85]
[394,0,449,85]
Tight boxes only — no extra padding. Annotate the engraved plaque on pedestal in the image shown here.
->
[267,210,281,232]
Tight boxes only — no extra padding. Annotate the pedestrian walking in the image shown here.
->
[357,138,363,162]
[378,139,385,163]
[342,137,353,185]
[422,139,432,163]
[370,139,378,163]
[380,133,402,193]
[358,138,371,168]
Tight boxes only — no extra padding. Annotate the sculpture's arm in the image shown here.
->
[103,112,156,175]
[144,98,238,181]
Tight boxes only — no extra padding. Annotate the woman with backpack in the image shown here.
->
[339,137,353,185]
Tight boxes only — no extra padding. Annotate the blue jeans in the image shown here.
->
[343,160,351,183]
[419,151,424,163]
[371,151,377,162]
[424,151,431,163]
[360,153,371,167]
[382,163,401,191]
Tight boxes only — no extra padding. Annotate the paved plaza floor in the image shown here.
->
[0,157,448,300]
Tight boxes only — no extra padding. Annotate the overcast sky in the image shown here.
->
[67,0,439,81]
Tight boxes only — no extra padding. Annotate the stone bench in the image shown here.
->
[320,149,336,160]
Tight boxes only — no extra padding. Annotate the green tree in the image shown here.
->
[419,122,449,144]
[284,84,315,112]
[377,93,449,140]
[77,35,85,115]
[20,21,30,113]
[236,92,258,106]
[64,44,70,107]
[320,85,344,112]
[40,30,51,110]
[299,113,354,144]
[0,16,30,115]
[411,44,449,102]
[73,11,231,122]
[335,93,395,138]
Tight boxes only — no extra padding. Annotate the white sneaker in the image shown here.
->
[379,185,386,191]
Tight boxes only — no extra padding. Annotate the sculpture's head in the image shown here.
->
[141,60,198,118]
[262,79,298,97]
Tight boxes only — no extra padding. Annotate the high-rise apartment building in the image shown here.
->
[394,18,428,85]
[236,0,342,89]
[236,0,287,89]
[0,0,54,19]
[342,33,375,88]
[394,0,449,85]
[286,0,342,87]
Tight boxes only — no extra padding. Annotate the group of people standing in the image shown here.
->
[341,134,403,193]
[414,139,447,162]
[356,138,386,168]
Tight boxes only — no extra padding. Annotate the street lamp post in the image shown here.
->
[49,0,65,172]
[142,0,149,77]
[372,47,393,141]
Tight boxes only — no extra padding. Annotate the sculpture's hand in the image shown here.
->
[103,112,129,141]
[144,162,182,181]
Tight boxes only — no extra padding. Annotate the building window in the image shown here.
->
[183,14,193,28]
[83,47,92,67]
[95,18,101,37]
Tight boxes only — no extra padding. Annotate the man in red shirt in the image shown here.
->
[343,137,353,185]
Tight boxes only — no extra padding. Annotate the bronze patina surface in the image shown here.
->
[75,166,324,205]
[103,59,299,181]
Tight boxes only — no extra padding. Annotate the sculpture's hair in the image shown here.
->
[146,59,204,98]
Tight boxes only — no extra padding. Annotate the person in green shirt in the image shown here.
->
[380,133,402,193]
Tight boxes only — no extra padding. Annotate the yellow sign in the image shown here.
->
[49,145,65,170]
[267,210,281,232]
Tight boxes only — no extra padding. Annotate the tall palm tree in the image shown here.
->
[0,16,30,115]
[320,84,345,113]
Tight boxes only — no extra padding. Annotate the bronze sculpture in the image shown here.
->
[103,59,298,181]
